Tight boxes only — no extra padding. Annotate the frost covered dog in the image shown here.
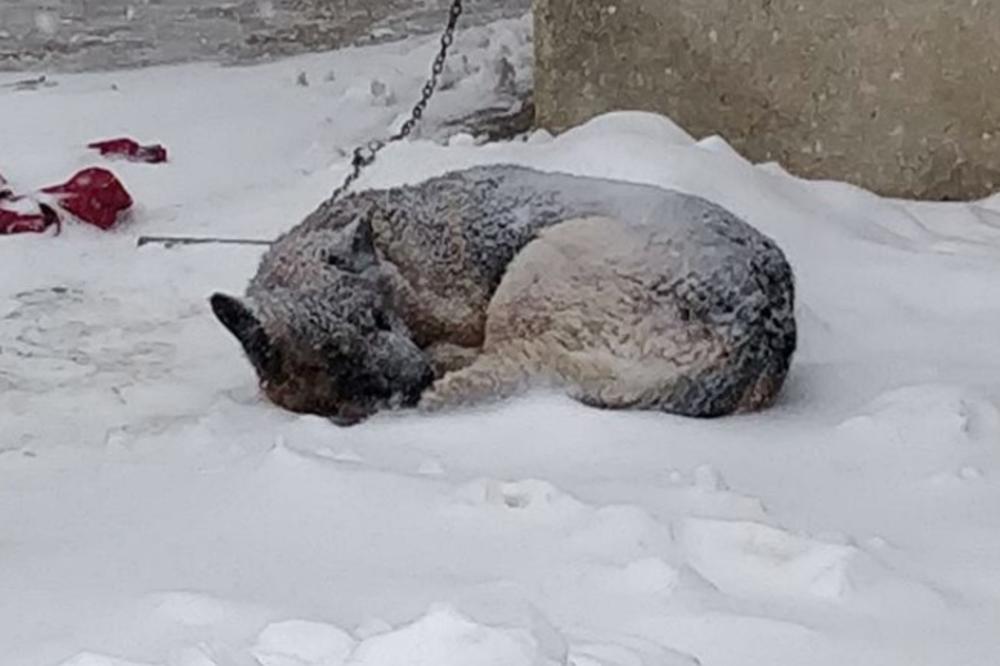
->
[211,165,796,424]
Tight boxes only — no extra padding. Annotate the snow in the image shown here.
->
[252,618,354,665]
[1,12,999,666]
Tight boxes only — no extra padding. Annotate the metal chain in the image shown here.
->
[136,0,464,249]
[329,0,463,203]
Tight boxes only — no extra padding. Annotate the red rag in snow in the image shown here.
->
[41,167,133,230]
[0,199,60,235]
[0,171,60,235]
[88,137,168,164]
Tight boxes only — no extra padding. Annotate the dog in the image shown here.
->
[211,165,795,424]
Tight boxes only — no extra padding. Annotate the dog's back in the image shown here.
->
[421,214,795,416]
[266,165,793,351]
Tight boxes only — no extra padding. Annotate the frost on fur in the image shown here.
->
[212,165,796,423]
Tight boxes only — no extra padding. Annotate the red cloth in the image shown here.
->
[88,138,168,164]
[1,171,58,234]
[1,167,132,234]
[41,167,134,230]
[0,201,60,235]
[2,136,162,235]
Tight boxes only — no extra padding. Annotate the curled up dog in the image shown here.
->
[211,165,796,425]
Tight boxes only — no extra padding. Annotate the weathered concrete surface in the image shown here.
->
[0,0,529,72]
[535,0,1000,200]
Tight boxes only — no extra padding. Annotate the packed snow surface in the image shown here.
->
[2,15,999,666]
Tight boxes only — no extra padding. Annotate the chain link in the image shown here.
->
[329,0,463,203]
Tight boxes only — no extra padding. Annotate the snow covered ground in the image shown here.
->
[2,14,1000,666]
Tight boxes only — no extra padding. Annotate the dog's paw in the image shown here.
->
[417,383,452,413]
[425,342,481,376]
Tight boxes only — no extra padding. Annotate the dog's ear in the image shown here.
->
[210,293,275,374]
[350,215,376,258]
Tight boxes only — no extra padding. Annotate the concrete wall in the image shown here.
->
[534,0,1000,200]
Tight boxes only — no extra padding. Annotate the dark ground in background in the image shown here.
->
[0,0,531,72]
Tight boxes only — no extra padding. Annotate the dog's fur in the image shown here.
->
[211,164,796,424]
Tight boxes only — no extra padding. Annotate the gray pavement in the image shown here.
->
[0,0,530,72]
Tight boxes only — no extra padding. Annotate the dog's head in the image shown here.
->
[210,217,434,425]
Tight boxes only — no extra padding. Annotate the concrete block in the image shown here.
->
[534,0,1000,199]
